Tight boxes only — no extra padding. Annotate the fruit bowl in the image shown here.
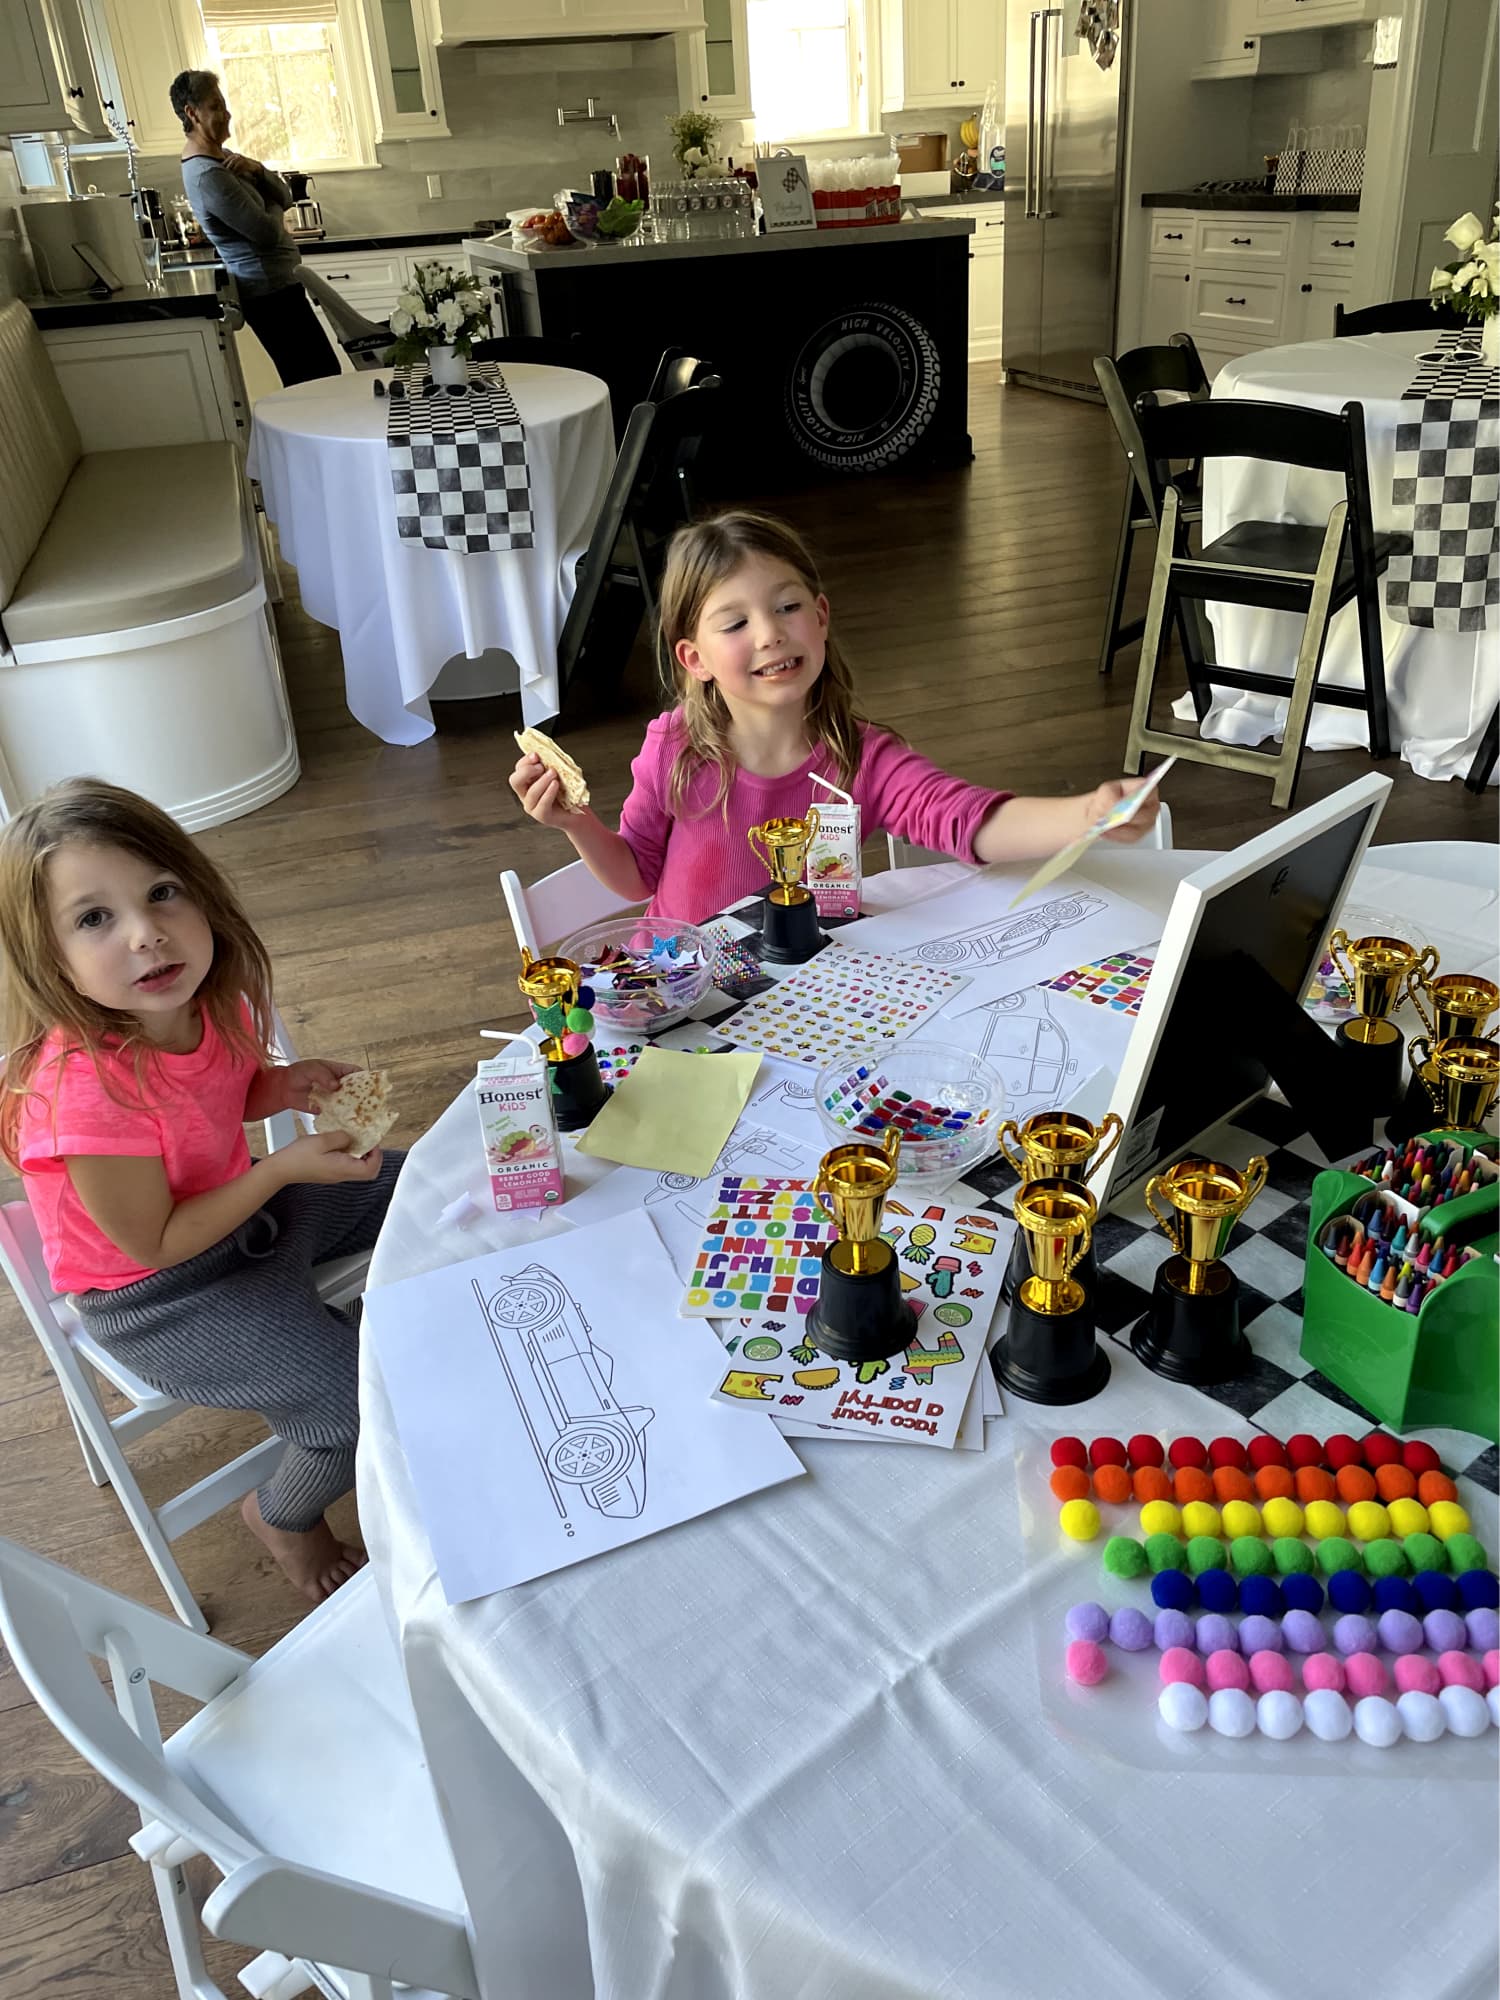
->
[814,1044,1004,1188]
[558,917,716,1034]
[555,189,603,241]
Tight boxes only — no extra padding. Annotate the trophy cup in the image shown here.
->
[996,1110,1124,1305]
[517,948,609,1131]
[1327,928,1439,1115]
[1392,973,1499,1139]
[1407,1035,1500,1132]
[808,1130,918,1362]
[1131,1155,1268,1384]
[748,811,827,964]
[990,1178,1111,1405]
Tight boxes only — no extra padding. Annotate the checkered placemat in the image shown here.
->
[1387,331,1499,634]
[386,363,534,553]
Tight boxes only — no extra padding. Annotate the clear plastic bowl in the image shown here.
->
[555,189,602,241]
[559,916,716,1034]
[814,1045,1005,1186]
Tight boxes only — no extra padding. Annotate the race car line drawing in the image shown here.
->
[751,1074,814,1115]
[644,1126,806,1207]
[476,1266,653,1522]
[914,893,1107,968]
[956,989,1078,1111]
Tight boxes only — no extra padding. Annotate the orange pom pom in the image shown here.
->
[1212,1467,1255,1503]
[1295,1466,1336,1504]
[1335,1465,1377,1504]
[1050,1465,1092,1503]
[1418,1470,1458,1506]
[1133,1464,1173,1502]
[1254,1465,1295,1502]
[1374,1463,1417,1503]
[1093,1463,1132,1505]
[1174,1466,1214,1504]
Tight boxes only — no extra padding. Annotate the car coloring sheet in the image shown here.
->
[364,1210,802,1601]
[713,946,970,1067]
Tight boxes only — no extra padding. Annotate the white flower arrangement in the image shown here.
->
[1429,206,1500,325]
[385,260,490,365]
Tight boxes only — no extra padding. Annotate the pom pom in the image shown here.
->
[1376,1609,1424,1654]
[1364,1539,1408,1579]
[1386,1498,1430,1539]
[1258,1689,1303,1739]
[1347,1500,1392,1544]
[1272,1537,1315,1577]
[1212,1467,1255,1505]
[1065,1601,1111,1643]
[575,985,596,1009]
[1304,1499,1346,1540]
[1154,1609,1195,1652]
[1180,1501,1223,1540]
[1316,1536,1360,1575]
[1145,1532,1188,1575]
[1416,1469,1458,1506]
[1282,1574,1325,1615]
[1239,1613,1282,1655]
[1092,1464,1132,1506]
[1197,1613,1238,1655]
[1294,1466,1336,1504]
[1335,1465,1377,1505]
[1423,1608,1468,1653]
[1403,1532,1447,1574]
[1173,1467,1214,1505]
[1333,1613,1377,1656]
[1324,1433,1363,1471]
[1186,1535,1228,1575]
[1168,1436,1208,1470]
[1205,1648,1249,1693]
[1303,1653,1346,1693]
[564,1006,594,1033]
[1127,1432,1165,1469]
[1208,1688,1257,1737]
[1397,1690,1446,1742]
[1139,1500,1183,1539]
[1208,1436,1248,1471]
[1249,1650,1295,1694]
[1393,1655,1442,1696]
[1158,1682,1209,1733]
[1239,1576,1285,1619]
[1133,1465,1173,1503]
[1050,1466,1091,1502]
[1428,1500,1472,1541]
[1401,1439,1441,1475]
[1344,1652,1390,1698]
[1230,1536,1273,1578]
[1254,1465,1296,1502]
[1261,1497,1304,1540]
[1445,1534,1491,1576]
[560,1031,591,1057]
[1303,1687,1353,1741]
[1458,1569,1500,1610]
[1466,1607,1500,1650]
[1438,1649,1485,1692]
[1109,1607,1154,1652]
[1159,1646,1204,1688]
[1438,1685,1490,1737]
[1051,1437,1088,1469]
[1150,1569,1194,1611]
[1327,1570,1373,1614]
[1058,1498,1100,1542]
[1486,1650,1500,1691]
[1088,1435,1127,1470]
[1374,1464,1417,1503]
[1198,1569,1239,1613]
[1372,1576,1418,1617]
[1490,1688,1500,1729]
[1362,1431,1401,1468]
[1101,1534,1147,1579]
[1065,1639,1109,1686]
[1282,1609,1324,1655]
[1412,1571,1459,1613]
[1247,1436,1290,1471]
[1221,1501,1263,1540]
[1287,1433,1325,1469]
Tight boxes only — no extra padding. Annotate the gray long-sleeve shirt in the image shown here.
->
[180,153,300,299]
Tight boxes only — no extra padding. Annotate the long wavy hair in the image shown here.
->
[0,779,273,1169]
[658,510,869,814]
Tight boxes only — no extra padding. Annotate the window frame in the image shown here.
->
[745,0,872,148]
[201,0,379,175]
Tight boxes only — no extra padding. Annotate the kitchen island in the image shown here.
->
[465,215,975,483]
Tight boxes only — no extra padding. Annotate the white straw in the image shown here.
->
[809,772,855,806]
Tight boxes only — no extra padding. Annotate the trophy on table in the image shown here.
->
[1392,970,1499,1139]
[1407,1035,1500,1133]
[990,1177,1111,1405]
[1131,1154,1268,1384]
[1327,928,1439,1115]
[808,1130,918,1362]
[996,1110,1124,1305]
[747,811,827,964]
[517,948,609,1131]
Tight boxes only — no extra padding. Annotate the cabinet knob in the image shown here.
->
[1301,283,1312,293]
[701,94,708,102]
[430,107,437,117]
[1244,39,1255,49]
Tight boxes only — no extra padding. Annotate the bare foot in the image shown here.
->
[241,1490,368,1602]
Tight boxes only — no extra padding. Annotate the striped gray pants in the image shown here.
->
[76,1153,404,1531]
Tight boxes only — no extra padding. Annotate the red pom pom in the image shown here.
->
[1051,1437,1088,1469]
[1325,1434,1363,1471]
[1287,1434,1325,1469]
[1168,1437,1208,1470]
[1402,1440,1442,1475]
[1362,1431,1401,1468]
[1088,1436,1127,1470]
[1209,1437,1248,1471]
[1127,1433,1165,1470]
[1247,1437,1289,1471]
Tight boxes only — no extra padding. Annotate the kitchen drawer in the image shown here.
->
[1307,216,1359,268]
[1150,213,1194,255]
[1196,217,1291,265]
[304,251,407,292]
[970,209,1005,239]
[1191,270,1286,339]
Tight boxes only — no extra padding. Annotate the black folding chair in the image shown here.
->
[1123,397,1410,809]
[1466,704,1498,792]
[1334,298,1467,338]
[645,346,716,402]
[1094,335,1211,676]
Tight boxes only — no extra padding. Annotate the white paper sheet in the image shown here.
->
[912,979,1141,1127]
[363,1210,803,1601]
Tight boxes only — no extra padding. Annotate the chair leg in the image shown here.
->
[1354,577,1393,759]
[69,1386,210,1632]
[1466,702,1498,791]
[1122,488,1180,778]
[65,1391,112,1487]
[1270,502,1349,811]
[1098,482,1136,676]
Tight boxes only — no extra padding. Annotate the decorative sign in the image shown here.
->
[758,154,816,234]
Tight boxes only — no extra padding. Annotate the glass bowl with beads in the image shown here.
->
[558,916,717,1035]
[814,1043,1004,1190]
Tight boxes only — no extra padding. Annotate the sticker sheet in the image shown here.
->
[714,945,969,1067]
[679,1176,837,1325]
[1040,948,1156,1018]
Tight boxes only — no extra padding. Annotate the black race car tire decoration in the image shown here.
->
[786,303,941,472]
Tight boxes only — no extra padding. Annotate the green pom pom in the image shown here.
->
[1445,1532,1489,1574]
[1316,1535,1360,1574]
[1271,1536,1315,1575]
[565,1006,594,1033]
[1404,1531,1447,1573]
[1145,1532,1188,1574]
[1186,1534,1227,1575]
[1364,1538,1408,1578]
[1230,1535,1273,1577]
[1102,1535,1149,1580]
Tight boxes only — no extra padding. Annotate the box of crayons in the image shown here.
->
[1300,1131,1498,1442]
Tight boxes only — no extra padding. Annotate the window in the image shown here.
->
[745,0,867,144]
[200,1,374,170]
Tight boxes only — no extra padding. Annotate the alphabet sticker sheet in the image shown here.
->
[713,945,970,1067]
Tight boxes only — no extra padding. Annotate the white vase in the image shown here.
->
[428,343,468,387]
[1483,314,1500,370]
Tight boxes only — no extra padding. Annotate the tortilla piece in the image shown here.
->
[311,1069,397,1158]
[514,726,589,811]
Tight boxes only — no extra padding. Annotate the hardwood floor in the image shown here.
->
[0,372,1492,1996]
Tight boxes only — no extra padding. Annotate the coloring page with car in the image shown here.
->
[363,1210,802,1601]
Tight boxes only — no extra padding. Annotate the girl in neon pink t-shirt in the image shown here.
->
[510,509,1161,921]
[0,778,401,1607]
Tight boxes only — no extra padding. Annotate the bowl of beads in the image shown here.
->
[814,1044,1004,1188]
[559,917,716,1034]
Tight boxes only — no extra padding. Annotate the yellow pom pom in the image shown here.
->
[1060,1498,1102,1542]
[1347,1499,1392,1543]
[1221,1500,1263,1540]
[1304,1499,1347,1540]
[1387,1498,1430,1538]
[1261,1496,1305,1539]
[1181,1501,1223,1540]
[1429,1499,1472,1541]
[1139,1499,1183,1538]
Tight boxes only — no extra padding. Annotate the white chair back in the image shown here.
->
[500,858,641,958]
[887,799,1173,872]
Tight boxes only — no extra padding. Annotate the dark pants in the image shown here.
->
[243,282,341,387]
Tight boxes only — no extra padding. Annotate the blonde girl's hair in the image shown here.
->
[0,778,274,1169]
[658,510,869,814]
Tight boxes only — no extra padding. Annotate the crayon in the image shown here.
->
[1367,1254,1387,1294]
[1380,1261,1398,1302]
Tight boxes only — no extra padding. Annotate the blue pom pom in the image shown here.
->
[1197,1569,1238,1613]
[1327,1570,1372,1615]
[1372,1575,1417,1617]
[1281,1574,1325,1615]
[1239,1575,1285,1619]
[1151,1569,1194,1611]
[1456,1568,1500,1610]
[1412,1571,1460,1613]
[577,985,596,1009]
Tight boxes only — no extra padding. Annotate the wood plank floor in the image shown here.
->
[0,373,1493,1996]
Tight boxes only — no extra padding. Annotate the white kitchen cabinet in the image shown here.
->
[1295,272,1353,341]
[1141,261,1194,348]
[92,0,203,157]
[881,0,1002,112]
[1139,206,1364,364]
[1255,0,1381,30]
[1193,0,1319,78]
[364,0,449,138]
[676,0,752,120]
[434,0,705,42]
[40,316,246,449]
[0,0,95,135]
[919,203,1003,364]
[302,240,474,322]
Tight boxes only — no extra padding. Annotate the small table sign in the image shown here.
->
[759,155,816,234]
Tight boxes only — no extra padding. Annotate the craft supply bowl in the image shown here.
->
[559,916,716,1034]
[815,1045,1004,1188]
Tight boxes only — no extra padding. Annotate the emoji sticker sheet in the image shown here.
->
[713,946,970,1067]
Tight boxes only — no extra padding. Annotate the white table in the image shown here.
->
[250,366,614,745]
[1187,332,1497,784]
[357,854,1499,2000]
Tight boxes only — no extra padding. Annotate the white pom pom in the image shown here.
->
[1438,1684,1489,1738]
[1303,1688,1352,1742]
[1158,1682,1208,1733]
[1256,1690,1303,1740]
[1207,1688,1256,1738]
[1353,1695,1401,1747]
[1396,1690,1446,1742]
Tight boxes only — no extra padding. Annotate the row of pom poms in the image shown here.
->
[1139,1566,1498,1616]
[1154,1683,1498,1742]
[1052,1432,1447,1475]
[1085,1525,1490,1579]
[1050,1433,1458,1510]
[1066,1598,1499,1663]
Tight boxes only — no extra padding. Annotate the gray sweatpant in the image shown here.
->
[76,1153,404,1531]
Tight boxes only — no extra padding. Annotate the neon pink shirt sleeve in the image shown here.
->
[616,712,678,895]
[853,727,1009,861]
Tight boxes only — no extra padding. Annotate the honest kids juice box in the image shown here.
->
[807,790,861,921]
[476,1051,564,1211]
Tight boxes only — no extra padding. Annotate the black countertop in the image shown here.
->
[299,227,485,254]
[25,266,230,329]
[1142,188,1360,212]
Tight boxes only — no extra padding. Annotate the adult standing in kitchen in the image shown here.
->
[171,68,341,387]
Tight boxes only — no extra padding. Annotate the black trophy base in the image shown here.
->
[759,887,827,965]
[1383,1063,1440,1146]
[547,1044,610,1132]
[1336,1016,1404,1117]
[1002,1227,1096,1307]
[807,1251,918,1364]
[991,1287,1111,1406]
[1131,1257,1250,1386]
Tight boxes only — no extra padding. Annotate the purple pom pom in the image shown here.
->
[1195,1612,1237,1656]
[1466,1606,1500,1651]
[1376,1608,1424,1654]
[1281,1608,1324,1654]
[1333,1613,1377,1656]
[1239,1613,1282,1654]
[1154,1609,1195,1653]
[1064,1601,1110,1644]
[1109,1606,1154,1652]
[1422,1608,1468,1653]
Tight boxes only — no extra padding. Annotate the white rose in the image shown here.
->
[1445,211,1485,255]
[395,288,422,316]
[415,306,435,328]
[389,307,413,336]
[1450,258,1482,294]
[437,298,464,334]
[1430,265,1454,293]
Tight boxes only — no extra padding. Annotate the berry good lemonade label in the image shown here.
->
[476,1055,564,1210]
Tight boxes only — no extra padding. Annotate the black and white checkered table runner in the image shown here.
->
[386,363,534,554]
[1386,329,1499,634]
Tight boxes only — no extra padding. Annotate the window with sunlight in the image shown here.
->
[746,0,866,144]
[200,1,362,170]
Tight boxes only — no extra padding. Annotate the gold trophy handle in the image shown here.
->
[811,1164,839,1234]
[1413,943,1441,985]
[1326,927,1354,994]
[1061,1209,1094,1284]
[1408,1034,1432,1078]
[746,824,771,872]
[1085,1112,1125,1183]
[996,1119,1027,1175]
[1144,1175,1183,1256]
[881,1127,901,1170]
[1236,1155,1269,1215]
[804,804,821,845]
[1405,968,1437,1037]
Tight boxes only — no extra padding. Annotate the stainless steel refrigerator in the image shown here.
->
[1004,2,1128,398]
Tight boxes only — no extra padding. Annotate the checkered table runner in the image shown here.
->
[1386,330,1499,633]
[386,363,534,553]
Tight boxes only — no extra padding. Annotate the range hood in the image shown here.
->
[434,2,706,45]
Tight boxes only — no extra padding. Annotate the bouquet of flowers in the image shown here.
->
[1429,207,1499,333]
[666,108,722,179]
[386,260,490,364]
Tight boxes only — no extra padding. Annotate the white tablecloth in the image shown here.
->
[250,366,614,745]
[357,854,1499,2000]
[1188,332,1497,783]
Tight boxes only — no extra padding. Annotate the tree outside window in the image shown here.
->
[204,21,353,168]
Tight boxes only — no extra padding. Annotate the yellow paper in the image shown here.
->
[574,1047,762,1177]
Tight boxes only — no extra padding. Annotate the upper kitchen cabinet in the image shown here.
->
[881,0,1003,112]
[1194,0,1320,77]
[434,0,705,42]
[364,0,449,137]
[0,0,97,134]
[677,0,751,119]
[89,0,204,155]
[1255,0,1382,29]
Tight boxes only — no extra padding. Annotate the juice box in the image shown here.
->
[807,800,861,921]
[475,1050,564,1211]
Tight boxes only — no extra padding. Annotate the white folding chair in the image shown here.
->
[0,1539,478,2000]
[886,800,1174,872]
[499,858,641,958]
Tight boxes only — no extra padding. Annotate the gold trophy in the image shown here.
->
[1408,1035,1500,1132]
[1328,928,1439,1114]
[996,1109,1124,1303]
[1131,1155,1268,1383]
[516,948,609,1130]
[991,1178,1111,1405]
[748,810,826,963]
[1408,972,1500,1045]
[808,1130,917,1361]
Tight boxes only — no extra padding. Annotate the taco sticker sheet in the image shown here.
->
[714,946,969,1067]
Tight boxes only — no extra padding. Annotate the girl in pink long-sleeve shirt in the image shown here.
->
[510,510,1159,923]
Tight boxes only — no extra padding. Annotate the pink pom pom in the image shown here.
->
[561,1031,591,1057]
[1486,1650,1500,1691]
[1205,1649,1250,1693]
[1159,1646,1205,1688]
[1248,1650,1295,1694]
[1066,1639,1109,1686]
[1438,1650,1485,1693]
[1303,1653,1346,1693]
[1393,1655,1442,1697]
[1344,1652,1390,1699]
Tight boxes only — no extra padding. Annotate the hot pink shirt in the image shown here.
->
[618,714,1011,922]
[18,1011,257,1293]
